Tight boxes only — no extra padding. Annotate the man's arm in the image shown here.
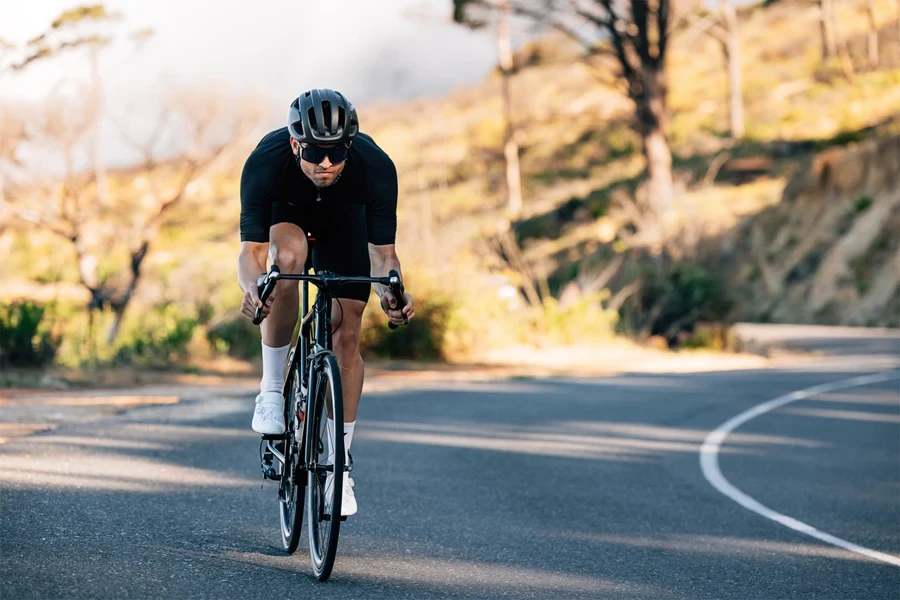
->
[369,243,415,324]
[238,241,269,320]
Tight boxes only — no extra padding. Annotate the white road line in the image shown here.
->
[700,370,900,567]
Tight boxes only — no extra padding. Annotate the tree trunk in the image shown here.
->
[831,3,856,80]
[866,0,879,66]
[635,68,674,220]
[105,240,149,345]
[720,0,744,139]
[107,306,126,346]
[497,0,523,215]
[820,0,837,59]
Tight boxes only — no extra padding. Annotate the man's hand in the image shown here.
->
[241,277,274,321]
[380,291,415,326]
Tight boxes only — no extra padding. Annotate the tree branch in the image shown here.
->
[596,0,638,89]
[511,4,597,49]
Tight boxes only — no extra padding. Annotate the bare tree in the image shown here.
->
[453,0,524,215]
[817,0,855,79]
[3,90,255,343]
[0,5,259,344]
[683,0,744,138]
[506,0,676,220]
[819,0,837,59]
[866,0,879,67]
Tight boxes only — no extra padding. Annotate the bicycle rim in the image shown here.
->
[306,353,344,581]
[278,361,304,552]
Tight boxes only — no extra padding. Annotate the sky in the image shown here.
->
[0,0,508,166]
[0,0,501,117]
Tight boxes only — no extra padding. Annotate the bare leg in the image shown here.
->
[331,298,367,422]
[262,223,308,347]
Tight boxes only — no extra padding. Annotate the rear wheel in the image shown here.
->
[305,353,344,581]
[278,358,305,553]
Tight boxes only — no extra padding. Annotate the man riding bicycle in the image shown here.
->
[237,89,415,517]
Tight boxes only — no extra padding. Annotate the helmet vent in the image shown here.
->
[288,88,358,143]
[321,100,332,130]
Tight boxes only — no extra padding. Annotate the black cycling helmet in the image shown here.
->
[288,89,359,144]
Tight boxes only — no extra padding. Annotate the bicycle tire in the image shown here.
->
[305,352,344,581]
[278,356,305,553]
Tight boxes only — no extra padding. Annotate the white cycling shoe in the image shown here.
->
[325,471,357,516]
[251,392,285,434]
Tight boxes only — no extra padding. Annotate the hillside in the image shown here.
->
[359,0,900,332]
[720,135,899,326]
[2,0,898,368]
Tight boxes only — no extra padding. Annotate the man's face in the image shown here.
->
[291,138,348,188]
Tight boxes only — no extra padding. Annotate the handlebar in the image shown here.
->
[252,265,408,329]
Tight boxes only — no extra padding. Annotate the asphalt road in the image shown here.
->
[2,328,898,599]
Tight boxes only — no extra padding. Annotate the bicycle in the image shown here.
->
[253,245,406,581]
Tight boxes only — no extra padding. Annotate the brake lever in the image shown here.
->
[387,269,407,330]
[252,266,281,325]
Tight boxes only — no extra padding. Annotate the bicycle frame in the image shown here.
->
[263,266,404,477]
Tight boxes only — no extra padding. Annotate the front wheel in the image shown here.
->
[305,353,344,581]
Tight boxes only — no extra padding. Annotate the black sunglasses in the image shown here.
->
[300,143,350,165]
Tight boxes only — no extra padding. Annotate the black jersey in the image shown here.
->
[239,127,398,245]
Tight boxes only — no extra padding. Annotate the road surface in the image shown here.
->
[2,326,898,599]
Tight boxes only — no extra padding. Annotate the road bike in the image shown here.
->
[253,248,406,581]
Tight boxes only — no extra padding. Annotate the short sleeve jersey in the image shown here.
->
[239,128,398,245]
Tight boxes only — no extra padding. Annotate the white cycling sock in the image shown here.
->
[326,418,336,465]
[326,418,356,465]
[344,421,356,461]
[260,342,291,394]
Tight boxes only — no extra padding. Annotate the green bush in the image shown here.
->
[360,295,454,361]
[853,195,872,213]
[114,303,198,368]
[0,301,61,368]
[620,262,734,347]
[207,315,261,360]
[535,293,618,346]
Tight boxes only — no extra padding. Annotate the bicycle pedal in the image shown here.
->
[340,515,348,522]
[260,461,280,480]
[261,433,288,441]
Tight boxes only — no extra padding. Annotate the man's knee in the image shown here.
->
[332,300,365,357]
[269,224,308,274]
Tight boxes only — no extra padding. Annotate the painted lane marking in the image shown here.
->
[700,371,900,567]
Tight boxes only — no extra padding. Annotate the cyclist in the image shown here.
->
[237,89,415,516]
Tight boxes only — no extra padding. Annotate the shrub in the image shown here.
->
[114,303,198,368]
[0,301,61,368]
[207,315,261,360]
[620,262,734,347]
[360,295,455,361]
[535,293,618,346]
[853,195,872,213]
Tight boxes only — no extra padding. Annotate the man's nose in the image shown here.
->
[319,155,332,168]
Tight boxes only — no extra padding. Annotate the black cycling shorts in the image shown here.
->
[270,200,371,303]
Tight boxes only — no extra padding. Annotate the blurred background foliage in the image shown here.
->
[1,0,898,376]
